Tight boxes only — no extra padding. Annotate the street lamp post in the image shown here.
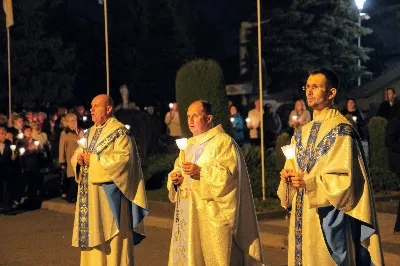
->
[355,0,367,86]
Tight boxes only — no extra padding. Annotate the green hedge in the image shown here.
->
[175,59,231,137]
[369,167,400,192]
[368,117,389,169]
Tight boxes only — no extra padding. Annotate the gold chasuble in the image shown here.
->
[71,117,148,266]
[167,125,264,266]
[277,108,384,266]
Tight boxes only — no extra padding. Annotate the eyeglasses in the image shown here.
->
[302,84,326,92]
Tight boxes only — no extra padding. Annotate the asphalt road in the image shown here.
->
[0,210,288,266]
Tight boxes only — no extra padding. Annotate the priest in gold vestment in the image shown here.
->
[278,69,384,266]
[71,95,148,266]
[167,100,264,266]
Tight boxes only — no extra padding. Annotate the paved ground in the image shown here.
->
[0,210,288,266]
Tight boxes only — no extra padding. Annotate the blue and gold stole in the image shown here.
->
[293,122,355,266]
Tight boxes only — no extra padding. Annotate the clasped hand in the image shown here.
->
[182,162,200,178]
[280,169,306,188]
[77,152,91,167]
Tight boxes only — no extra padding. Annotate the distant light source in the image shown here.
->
[83,116,87,122]
[355,0,366,11]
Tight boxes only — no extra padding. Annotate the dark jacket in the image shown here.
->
[376,100,400,120]
[386,115,400,175]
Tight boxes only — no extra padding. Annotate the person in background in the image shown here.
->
[0,126,20,215]
[341,98,365,139]
[247,99,261,144]
[263,103,282,149]
[8,115,24,139]
[16,125,45,210]
[229,104,244,144]
[288,99,311,133]
[59,113,83,202]
[376,87,400,120]
[164,102,182,142]
[386,109,400,235]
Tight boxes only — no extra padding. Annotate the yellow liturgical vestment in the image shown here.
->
[277,108,384,266]
[71,117,148,266]
[167,124,264,266]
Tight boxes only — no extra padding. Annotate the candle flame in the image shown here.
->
[230,117,234,122]
[175,138,188,150]
[169,103,174,109]
[17,133,24,139]
[77,138,88,149]
[10,145,16,151]
[125,124,131,130]
[292,115,298,121]
[245,117,251,123]
[352,116,357,122]
[34,140,40,146]
[281,144,296,159]
[19,147,25,155]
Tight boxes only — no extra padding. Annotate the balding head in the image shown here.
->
[90,94,114,125]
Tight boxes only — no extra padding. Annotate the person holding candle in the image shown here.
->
[341,98,365,139]
[164,102,182,144]
[70,94,148,266]
[288,99,311,134]
[246,99,262,144]
[229,104,244,144]
[167,100,264,266]
[16,125,45,210]
[0,126,20,214]
[278,68,384,265]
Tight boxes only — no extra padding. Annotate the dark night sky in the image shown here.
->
[61,0,400,107]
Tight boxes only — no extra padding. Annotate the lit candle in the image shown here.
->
[230,117,234,123]
[175,138,188,164]
[83,116,87,122]
[19,147,25,156]
[83,129,88,134]
[169,103,174,109]
[34,140,40,147]
[17,133,24,139]
[125,124,131,130]
[10,145,16,152]
[352,116,357,122]
[292,115,298,121]
[77,138,88,152]
[245,117,251,123]
[281,143,296,222]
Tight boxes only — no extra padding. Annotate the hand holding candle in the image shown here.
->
[175,138,188,164]
[10,144,16,153]
[281,144,296,222]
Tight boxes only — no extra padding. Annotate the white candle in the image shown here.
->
[125,124,131,130]
[19,147,25,155]
[175,138,188,164]
[17,133,24,139]
[10,145,16,152]
[77,138,88,151]
[245,117,251,123]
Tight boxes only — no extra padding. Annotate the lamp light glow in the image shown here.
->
[355,0,366,11]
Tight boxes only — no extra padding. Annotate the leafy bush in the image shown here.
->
[369,167,400,192]
[175,59,231,137]
[242,145,280,199]
[368,117,389,169]
[141,151,178,190]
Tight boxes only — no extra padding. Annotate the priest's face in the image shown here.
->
[305,73,336,111]
[187,101,213,136]
[90,95,113,126]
